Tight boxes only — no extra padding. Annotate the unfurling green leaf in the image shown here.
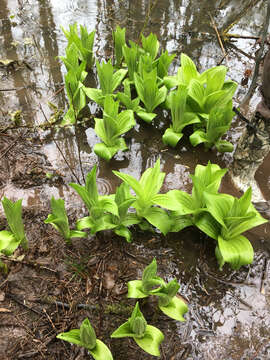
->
[80,318,96,350]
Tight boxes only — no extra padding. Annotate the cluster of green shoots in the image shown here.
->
[57,258,188,357]
[59,23,237,160]
[0,161,267,271]
[44,160,267,270]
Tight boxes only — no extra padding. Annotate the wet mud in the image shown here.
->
[0,0,270,359]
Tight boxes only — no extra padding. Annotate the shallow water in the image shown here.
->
[1,0,270,359]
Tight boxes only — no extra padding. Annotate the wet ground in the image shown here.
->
[0,0,270,359]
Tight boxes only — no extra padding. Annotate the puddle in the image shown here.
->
[0,0,270,359]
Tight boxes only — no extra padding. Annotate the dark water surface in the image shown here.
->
[1,0,270,359]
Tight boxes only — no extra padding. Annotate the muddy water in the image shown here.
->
[1,0,270,359]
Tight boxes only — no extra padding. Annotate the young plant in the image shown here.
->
[141,33,159,60]
[113,159,172,235]
[83,60,127,107]
[134,69,167,123]
[164,53,237,121]
[113,26,126,68]
[154,162,227,232]
[57,318,113,360]
[61,23,95,70]
[44,197,87,244]
[122,41,140,82]
[156,50,175,79]
[93,95,135,161]
[111,302,164,357]
[0,198,28,271]
[162,84,200,147]
[196,188,268,270]
[189,103,234,152]
[109,183,141,242]
[60,43,87,124]
[70,165,119,235]
[127,259,188,321]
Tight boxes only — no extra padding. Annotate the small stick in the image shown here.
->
[6,293,44,316]
[224,33,260,40]
[226,42,256,60]
[209,13,227,63]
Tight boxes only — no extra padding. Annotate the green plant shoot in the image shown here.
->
[57,318,113,360]
[134,69,167,123]
[93,95,135,161]
[60,43,87,124]
[141,33,159,60]
[113,159,172,235]
[111,302,164,357]
[0,198,28,271]
[189,103,234,152]
[61,23,95,70]
[83,60,127,107]
[70,165,119,235]
[128,259,188,321]
[154,162,227,232]
[162,84,200,147]
[44,197,87,244]
[109,183,141,242]
[113,26,126,68]
[196,188,268,269]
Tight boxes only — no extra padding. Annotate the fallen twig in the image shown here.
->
[209,13,227,63]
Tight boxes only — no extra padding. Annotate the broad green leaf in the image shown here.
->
[217,235,254,270]
[113,26,126,67]
[189,130,207,147]
[57,329,82,347]
[90,339,113,360]
[179,53,198,85]
[157,50,175,78]
[122,44,139,81]
[2,197,26,245]
[159,296,188,321]
[194,212,221,240]
[69,230,87,238]
[205,66,227,95]
[114,226,132,242]
[94,139,127,161]
[215,140,234,153]
[112,69,128,92]
[142,258,157,283]
[164,190,197,213]
[83,87,104,107]
[134,325,164,357]
[0,230,19,255]
[80,318,96,350]
[141,33,159,60]
[162,127,183,147]
[45,197,71,241]
[111,321,134,338]
[113,171,144,199]
[169,213,193,232]
[127,280,149,298]
[136,111,156,123]
[203,192,233,227]
[188,79,204,109]
[143,207,171,235]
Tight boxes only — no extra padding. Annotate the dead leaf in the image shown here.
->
[0,308,11,313]
[103,271,115,290]
[0,291,5,302]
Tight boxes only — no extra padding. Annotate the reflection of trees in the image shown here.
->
[39,0,64,105]
[1,0,31,119]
